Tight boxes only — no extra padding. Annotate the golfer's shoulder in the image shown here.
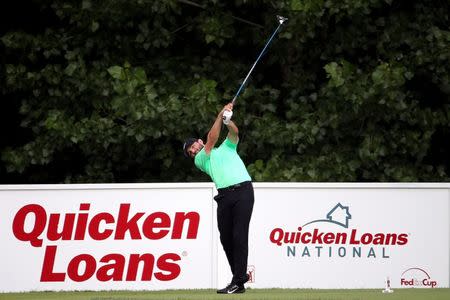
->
[195,148,208,161]
[220,138,238,150]
[195,148,210,168]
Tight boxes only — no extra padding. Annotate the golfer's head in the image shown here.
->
[183,138,204,158]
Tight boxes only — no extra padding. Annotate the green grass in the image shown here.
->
[0,289,450,300]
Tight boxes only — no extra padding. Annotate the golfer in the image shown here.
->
[183,103,254,294]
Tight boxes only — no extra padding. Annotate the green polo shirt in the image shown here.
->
[194,138,251,189]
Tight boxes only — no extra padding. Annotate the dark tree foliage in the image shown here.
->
[1,0,449,183]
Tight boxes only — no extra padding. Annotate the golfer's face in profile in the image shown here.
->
[188,140,204,158]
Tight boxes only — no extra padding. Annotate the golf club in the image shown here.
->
[223,15,288,124]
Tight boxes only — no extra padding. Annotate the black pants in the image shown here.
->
[214,181,254,285]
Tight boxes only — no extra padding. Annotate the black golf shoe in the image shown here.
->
[216,283,245,294]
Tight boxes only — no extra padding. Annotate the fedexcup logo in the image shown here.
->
[269,203,409,259]
[400,268,438,288]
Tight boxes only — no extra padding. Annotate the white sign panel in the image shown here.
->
[0,185,214,292]
[1,183,449,292]
[244,187,449,289]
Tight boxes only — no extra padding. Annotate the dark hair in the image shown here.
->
[183,138,197,157]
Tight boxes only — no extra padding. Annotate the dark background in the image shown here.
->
[1,0,449,183]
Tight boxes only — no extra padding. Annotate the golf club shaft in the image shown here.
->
[232,21,284,105]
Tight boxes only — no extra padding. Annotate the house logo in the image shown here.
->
[303,203,352,228]
[400,268,437,288]
[269,203,409,259]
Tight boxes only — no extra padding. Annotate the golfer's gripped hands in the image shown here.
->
[219,103,233,117]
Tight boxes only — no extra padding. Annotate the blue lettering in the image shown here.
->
[315,246,322,257]
[353,247,361,258]
[302,246,310,257]
[287,246,296,257]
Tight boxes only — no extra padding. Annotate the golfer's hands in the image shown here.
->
[219,103,233,117]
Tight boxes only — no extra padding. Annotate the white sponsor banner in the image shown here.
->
[1,183,449,291]
[0,184,215,292]
[239,186,450,289]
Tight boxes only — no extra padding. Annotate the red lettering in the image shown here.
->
[301,232,311,244]
[269,228,283,246]
[126,254,155,281]
[74,204,90,240]
[154,253,181,281]
[335,232,347,244]
[283,232,296,244]
[423,279,437,288]
[97,254,125,281]
[41,250,180,282]
[401,278,414,286]
[67,254,96,282]
[360,233,373,244]
[397,233,408,245]
[14,203,201,244]
[40,245,65,281]
[311,229,324,243]
[172,212,200,239]
[323,232,335,244]
[115,204,144,239]
[47,213,75,241]
[372,233,385,245]
[271,227,409,246]
[350,229,359,244]
[13,204,46,247]
[143,212,170,239]
[89,213,114,240]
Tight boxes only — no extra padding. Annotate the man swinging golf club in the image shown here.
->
[184,15,287,294]
[183,103,253,294]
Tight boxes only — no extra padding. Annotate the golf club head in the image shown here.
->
[277,15,288,25]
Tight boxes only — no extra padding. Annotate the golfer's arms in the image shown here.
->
[204,113,223,155]
[226,121,239,144]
